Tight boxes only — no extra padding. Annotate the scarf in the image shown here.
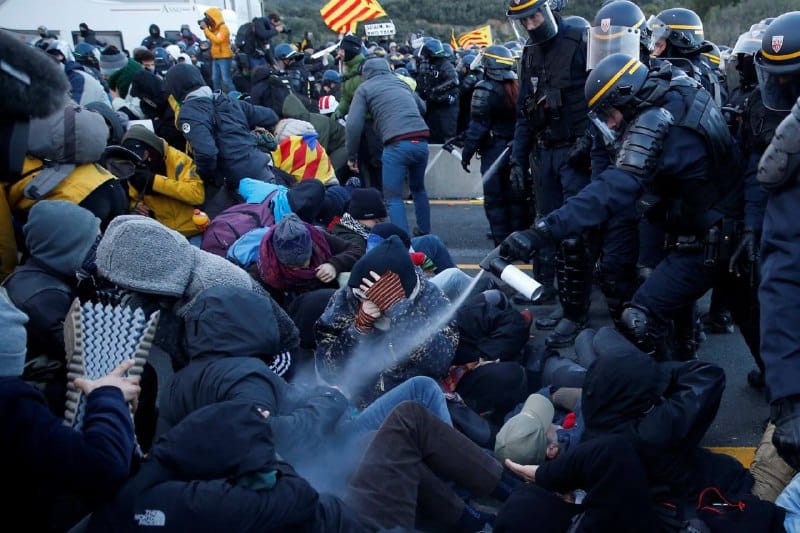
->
[339,213,369,240]
[258,222,332,291]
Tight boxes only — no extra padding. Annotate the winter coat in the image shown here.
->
[1,378,135,532]
[202,7,233,59]
[453,290,529,365]
[335,53,364,119]
[64,61,108,107]
[346,58,428,159]
[282,92,348,172]
[315,272,458,405]
[127,139,205,236]
[88,401,360,532]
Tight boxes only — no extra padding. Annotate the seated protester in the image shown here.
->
[160,286,452,495]
[202,177,326,258]
[316,180,357,229]
[368,221,458,275]
[315,235,459,407]
[85,100,129,146]
[0,289,141,533]
[255,213,360,306]
[2,201,101,413]
[129,68,185,150]
[119,125,205,237]
[99,45,146,119]
[5,101,128,230]
[95,215,299,371]
[88,401,363,533]
[45,42,108,107]
[271,133,337,185]
[165,63,280,205]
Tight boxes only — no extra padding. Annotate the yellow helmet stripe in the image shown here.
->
[666,24,702,30]
[593,29,632,40]
[761,48,800,61]
[701,52,720,64]
[484,52,516,65]
[508,0,542,12]
[632,17,644,30]
[588,57,641,108]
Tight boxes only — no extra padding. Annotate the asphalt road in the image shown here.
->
[420,200,767,448]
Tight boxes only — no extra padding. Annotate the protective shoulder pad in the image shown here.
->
[470,81,493,119]
[758,97,800,192]
[615,107,675,177]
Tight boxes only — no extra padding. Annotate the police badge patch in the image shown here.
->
[601,18,611,32]
[772,35,784,53]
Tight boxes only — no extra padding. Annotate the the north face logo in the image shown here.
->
[772,35,784,53]
[600,18,611,32]
[134,510,166,527]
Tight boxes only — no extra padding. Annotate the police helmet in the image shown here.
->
[74,42,100,66]
[593,0,649,51]
[648,8,707,55]
[700,42,723,72]
[394,67,410,77]
[275,43,301,61]
[405,61,417,75]
[754,11,800,111]
[458,52,478,72]
[584,52,648,111]
[504,40,524,59]
[322,69,341,84]
[442,43,455,59]
[419,38,446,59]
[506,0,558,45]
[481,45,518,81]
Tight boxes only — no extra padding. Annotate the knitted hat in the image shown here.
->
[348,187,387,220]
[287,179,325,222]
[369,222,411,249]
[0,287,28,378]
[340,34,363,61]
[349,235,417,297]
[318,94,339,115]
[24,201,101,278]
[122,124,165,159]
[271,214,312,267]
[494,394,555,465]
[99,45,128,76]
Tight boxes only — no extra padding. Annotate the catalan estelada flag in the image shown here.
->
[271,134,335,184]
[450,28,458,51]
[320,0,387,34]
[457,25,492,49]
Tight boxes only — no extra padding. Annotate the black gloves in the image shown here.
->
[499,223,552,262]
[729,227,758,277]
[772,395,800,470]
[509,161,530,196]
[461,158,471,173]
[128,167,155,193]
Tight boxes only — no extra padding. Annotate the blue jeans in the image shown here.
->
[411,234,456,273]
[347,376,451,436]
[381,139,430,235]
[212,57,234,92]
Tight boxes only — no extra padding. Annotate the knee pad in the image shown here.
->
[620,304,668,357]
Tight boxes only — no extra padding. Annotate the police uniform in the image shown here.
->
[417,55,460,143]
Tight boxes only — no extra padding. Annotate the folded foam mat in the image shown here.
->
[63,298,160,442]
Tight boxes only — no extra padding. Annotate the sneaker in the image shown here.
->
[64,298,160,438]
[699,310,735,334]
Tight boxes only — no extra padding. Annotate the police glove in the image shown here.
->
[499,222,552,262]
[772,395,800,470]
[509,161,530,195]
[729,227,758,277]
[128,167,155,193]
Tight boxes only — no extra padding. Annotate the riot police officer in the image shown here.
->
[456,51,481,135]
[461,45,532,246]
[501,52,751,362]
[416,38,460,143]
[507,0,592,347]
[589,0,651,66]
[753,11,800,468]
[275,43,318,113]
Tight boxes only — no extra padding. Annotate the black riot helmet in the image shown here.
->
[754,11,800,111]
[732,25,766,88]
[419,38,446,59]
[648,8,707,56]
[507,0,558,45]
[588,1,647,70]
[594,1,650,51]
[584,53,649,143]
[480,45,518,81]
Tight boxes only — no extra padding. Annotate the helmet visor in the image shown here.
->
[509,3,557,45]
[587,26,642,71]
[588,108,622,146]
[732,31,763,56]
[756,60,800,111]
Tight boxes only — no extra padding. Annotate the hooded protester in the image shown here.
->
[78,22,105,47]
[0,287,141,533]
[165,63,280,209]
[99,45,145,119]
[141,23,169,50]
[315,235,458,406]
[95,215,300,370]
[178,24,200,48]
[129,68,184,149]
[200,7,234,92]
[45,41,108,107]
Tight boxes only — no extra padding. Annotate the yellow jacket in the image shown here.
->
[129,140,205,237]
[0,186,17,280]
[8,157,115,213]
[203,8,233,59]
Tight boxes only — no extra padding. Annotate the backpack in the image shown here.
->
[234,23,251,52]
[200,191,279,257]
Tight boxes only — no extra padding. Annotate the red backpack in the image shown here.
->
[201,191,279,257]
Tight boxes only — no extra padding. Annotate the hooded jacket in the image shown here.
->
[88,401,355,532]
[141,24,169,50]
[203,8,233,59]
[335,53,365,119]
[281,92,348,172]
[345,58,428,159]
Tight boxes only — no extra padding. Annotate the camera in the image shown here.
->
[197,16,209,27]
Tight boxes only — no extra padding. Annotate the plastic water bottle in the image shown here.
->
[192,209,210,232]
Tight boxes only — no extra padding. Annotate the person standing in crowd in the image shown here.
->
[507,0,592,349]
[141,23,169,50]
[274,43,318,113]
[177,24,201,48]
[461,45,531,247]
[78,22,105,47]
[416,38,460,144]
[199,7,234,93]
[346,57,432,237]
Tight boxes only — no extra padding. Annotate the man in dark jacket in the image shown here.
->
[240,16,278,69]
[141,24,169,50]
[78,23,105,47]
[165,63,279,203]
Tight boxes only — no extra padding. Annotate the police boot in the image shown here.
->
[672,309,699,361]
[771,395,800,471]
[620,304,671,360]
[546,238,590,349]
[699,309,735,334]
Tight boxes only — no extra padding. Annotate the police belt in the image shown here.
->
[537,138,576,150]
[665,218,738,267]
